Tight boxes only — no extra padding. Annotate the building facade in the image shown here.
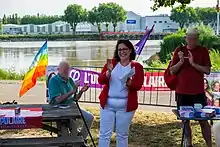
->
[144,15,179,33]
[2,11,180,34]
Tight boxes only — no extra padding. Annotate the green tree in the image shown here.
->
[151,0,192,11]
[170,6,199,29]
[0,19,2,34]
[195,7,216,25]
[2,14,7,24]
[97,3,126,32]
[20,15,32,24]
[7,15,11,24]
[108,2,127,32]
[88,7,102,33]
[15,13,20,24]
[98,3,112,32]
[63,4,87,34]
[20,15,62,24]
[11,14,15,24]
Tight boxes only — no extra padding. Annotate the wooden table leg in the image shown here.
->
[57,120,73,147]
[69,118,78,137]
[57,119,87,147]
[57,120,70,137]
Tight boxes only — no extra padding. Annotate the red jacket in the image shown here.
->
[98,59,144,112]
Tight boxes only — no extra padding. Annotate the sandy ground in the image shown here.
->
[0,80,174,112]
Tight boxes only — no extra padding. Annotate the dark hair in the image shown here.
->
[204,78,210,91]
[113,39,136,62]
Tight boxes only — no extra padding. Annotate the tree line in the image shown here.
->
[1,2,126,34]
[170,6,218,29]
[2,13,62,25]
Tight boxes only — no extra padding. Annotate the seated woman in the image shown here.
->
[98,39,144,147]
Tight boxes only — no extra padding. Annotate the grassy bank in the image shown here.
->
[0,107,215,146]
[0,33,168,41]
[0,34,100,41]
[0,68,45,81]
[0,69,24,80]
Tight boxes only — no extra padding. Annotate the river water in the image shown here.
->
[0,40,161,72]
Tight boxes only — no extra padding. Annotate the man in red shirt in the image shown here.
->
[170,28,212,147]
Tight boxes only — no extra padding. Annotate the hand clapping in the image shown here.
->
[178,51,184,64]
[126,79,132,87]
[188,51,195,66]
[74,82,90,101]
[71,80,80,94]
[107,59,113,72]
[80,83,90,92]
[106,59,113,77]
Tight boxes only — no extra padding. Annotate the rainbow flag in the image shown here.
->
[19,41,48,97]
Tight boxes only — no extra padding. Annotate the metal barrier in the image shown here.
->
[74,66,176,108]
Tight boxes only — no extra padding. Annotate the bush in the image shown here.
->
[159,32,185,62]
[210,50,220,71]
[159,24,220,62]
[149,50,220,72]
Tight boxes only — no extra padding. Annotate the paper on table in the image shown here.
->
[118,67,135,84]
[53,104,70,109]
[59,105,70,109]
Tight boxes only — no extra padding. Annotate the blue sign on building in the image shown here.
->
[126,20,136,24]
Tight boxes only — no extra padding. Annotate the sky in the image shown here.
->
[0,0,219,18]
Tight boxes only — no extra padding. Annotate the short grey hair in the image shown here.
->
[58,61,69,68]
[186,27,199,36]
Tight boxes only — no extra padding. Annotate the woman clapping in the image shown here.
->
[98,40,144,147]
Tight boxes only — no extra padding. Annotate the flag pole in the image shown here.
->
[136,55,140,61]
[135,25,154,61]
[136,27,148,61]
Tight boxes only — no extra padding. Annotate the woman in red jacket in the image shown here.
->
[98,39,144,147]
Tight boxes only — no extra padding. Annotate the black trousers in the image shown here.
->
[176,93,207,109]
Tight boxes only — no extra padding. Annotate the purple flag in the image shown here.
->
[135,25,155,55]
